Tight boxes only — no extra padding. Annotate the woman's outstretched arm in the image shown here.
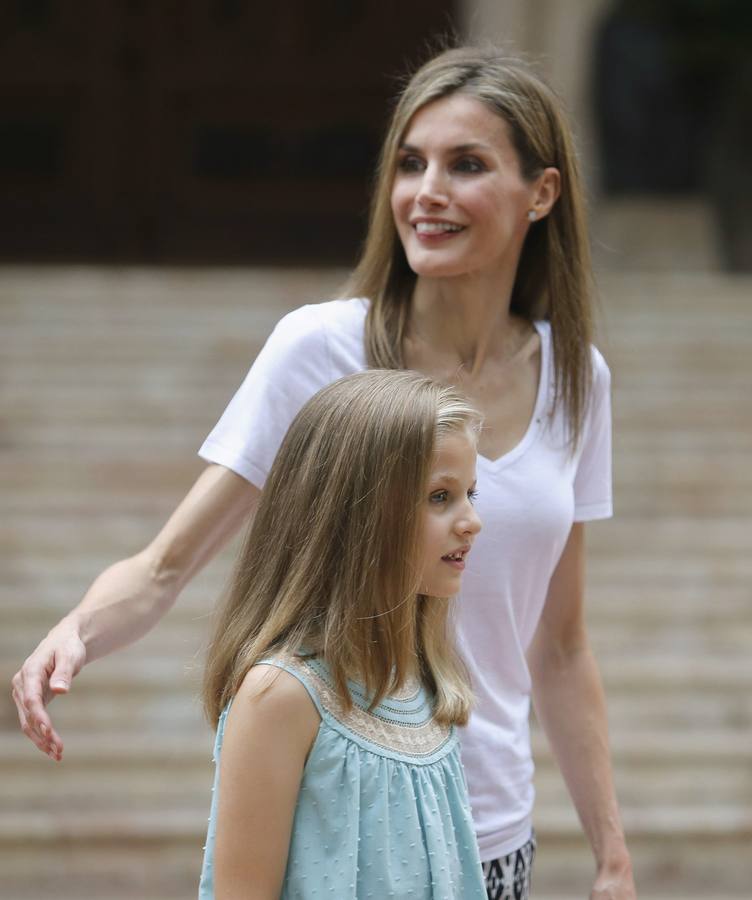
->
[11,463,260,761]
[528,523,636,900]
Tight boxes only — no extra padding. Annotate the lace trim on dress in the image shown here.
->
[285,656,453,759]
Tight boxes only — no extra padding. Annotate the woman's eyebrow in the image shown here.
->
[399,141,490,154]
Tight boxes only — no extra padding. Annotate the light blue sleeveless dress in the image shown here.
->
[198,655,486,899]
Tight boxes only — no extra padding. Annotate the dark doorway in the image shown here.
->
[0,1,457,263]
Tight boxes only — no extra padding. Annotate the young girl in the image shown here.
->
[198,369,485,899]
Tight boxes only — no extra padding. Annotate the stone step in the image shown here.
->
[4,682,748,737]
[1,805,749,898]
[4,757,748,814]
[2,803,748,843]
[19,652,750,692]
[5,619,752,668]
[2,729,748,774]
[2,577,748,624]
[592,196,719,271]
[534,764,752,808]
[6,513,751,561]
[5,611,751,644]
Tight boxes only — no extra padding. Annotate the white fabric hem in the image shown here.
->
[198,439,265,490]
[573,501,613,522]
[477,819,534,863]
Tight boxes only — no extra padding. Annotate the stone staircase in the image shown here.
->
[1,267,750,899]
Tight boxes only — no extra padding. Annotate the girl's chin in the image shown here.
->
[421,577,462,597]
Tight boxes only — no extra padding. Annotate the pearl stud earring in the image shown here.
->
[527,209,537,222]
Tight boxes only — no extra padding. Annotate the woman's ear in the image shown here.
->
[529,167,561,221]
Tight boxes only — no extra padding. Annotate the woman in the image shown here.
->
[12,46,635,900]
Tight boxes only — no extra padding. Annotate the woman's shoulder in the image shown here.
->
[534,318,610,380]
[261,297,368,370]
[247,298,367,384]
[274,297,368,340]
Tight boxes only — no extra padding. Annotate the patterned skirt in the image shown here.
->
[482,833,536,900]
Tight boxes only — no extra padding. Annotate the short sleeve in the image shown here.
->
[198,305,334,488]
[573,346,613,522]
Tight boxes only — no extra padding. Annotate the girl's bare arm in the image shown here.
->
[213,666,319,900]
[11,464,260,760]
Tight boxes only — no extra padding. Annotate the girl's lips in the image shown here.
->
[441,547,469,571]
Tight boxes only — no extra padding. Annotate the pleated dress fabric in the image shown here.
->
[198,655,486,899]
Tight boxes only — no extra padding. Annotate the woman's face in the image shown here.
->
[417,429,481,598]
[390,93,544,281]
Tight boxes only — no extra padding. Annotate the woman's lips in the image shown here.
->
[412,220,465,244]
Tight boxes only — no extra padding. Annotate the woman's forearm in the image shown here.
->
[74,463,260,661]
[62,465,258,661]
[531,640,629,870]
[529,523,635,898]
[12,464,260,758]
[65,548,183,664]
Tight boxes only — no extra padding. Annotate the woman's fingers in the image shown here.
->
[11,636,84,760]
[11,672,57,758]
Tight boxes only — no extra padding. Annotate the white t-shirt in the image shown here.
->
[199,297,613,861]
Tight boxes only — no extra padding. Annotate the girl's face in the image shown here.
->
[418,429,481,597]
[391,93,549,281]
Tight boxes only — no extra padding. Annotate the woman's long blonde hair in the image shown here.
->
[346,45,594,446]
[203,370,481,727]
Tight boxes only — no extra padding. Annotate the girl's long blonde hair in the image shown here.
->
[346,45,594,447]
[203,370,481,727]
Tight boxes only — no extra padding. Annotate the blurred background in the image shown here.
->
[1,2,750,899]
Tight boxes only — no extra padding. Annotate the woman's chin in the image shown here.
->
[405,255,470,280]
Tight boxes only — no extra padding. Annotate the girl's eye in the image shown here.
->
[397,154,424,173]
[454,157,485,174]
[467,488,479,504]
[430,490,448,503]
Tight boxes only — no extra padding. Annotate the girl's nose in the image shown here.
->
[457,506,482,537]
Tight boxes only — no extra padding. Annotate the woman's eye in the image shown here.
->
[397,155,424,173]
[454,157,485,174]
[467,488,479,503]
[430,490,448,503]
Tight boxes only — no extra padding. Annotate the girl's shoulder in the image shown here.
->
[210,662,320,782]
[276,655,456,764]
[228,663,321,740]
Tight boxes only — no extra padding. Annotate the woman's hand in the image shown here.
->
[10,464,260,760]
[11,619,87,761]
[591,854,637,899]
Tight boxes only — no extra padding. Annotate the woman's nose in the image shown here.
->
[416,165,449,207]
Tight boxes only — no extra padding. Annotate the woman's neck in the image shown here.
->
[407,272,523,378]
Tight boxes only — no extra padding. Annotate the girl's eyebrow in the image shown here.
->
[430,472,459,484]
[429,474,478,488]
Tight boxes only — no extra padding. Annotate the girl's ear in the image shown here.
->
[529,167,561,221]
